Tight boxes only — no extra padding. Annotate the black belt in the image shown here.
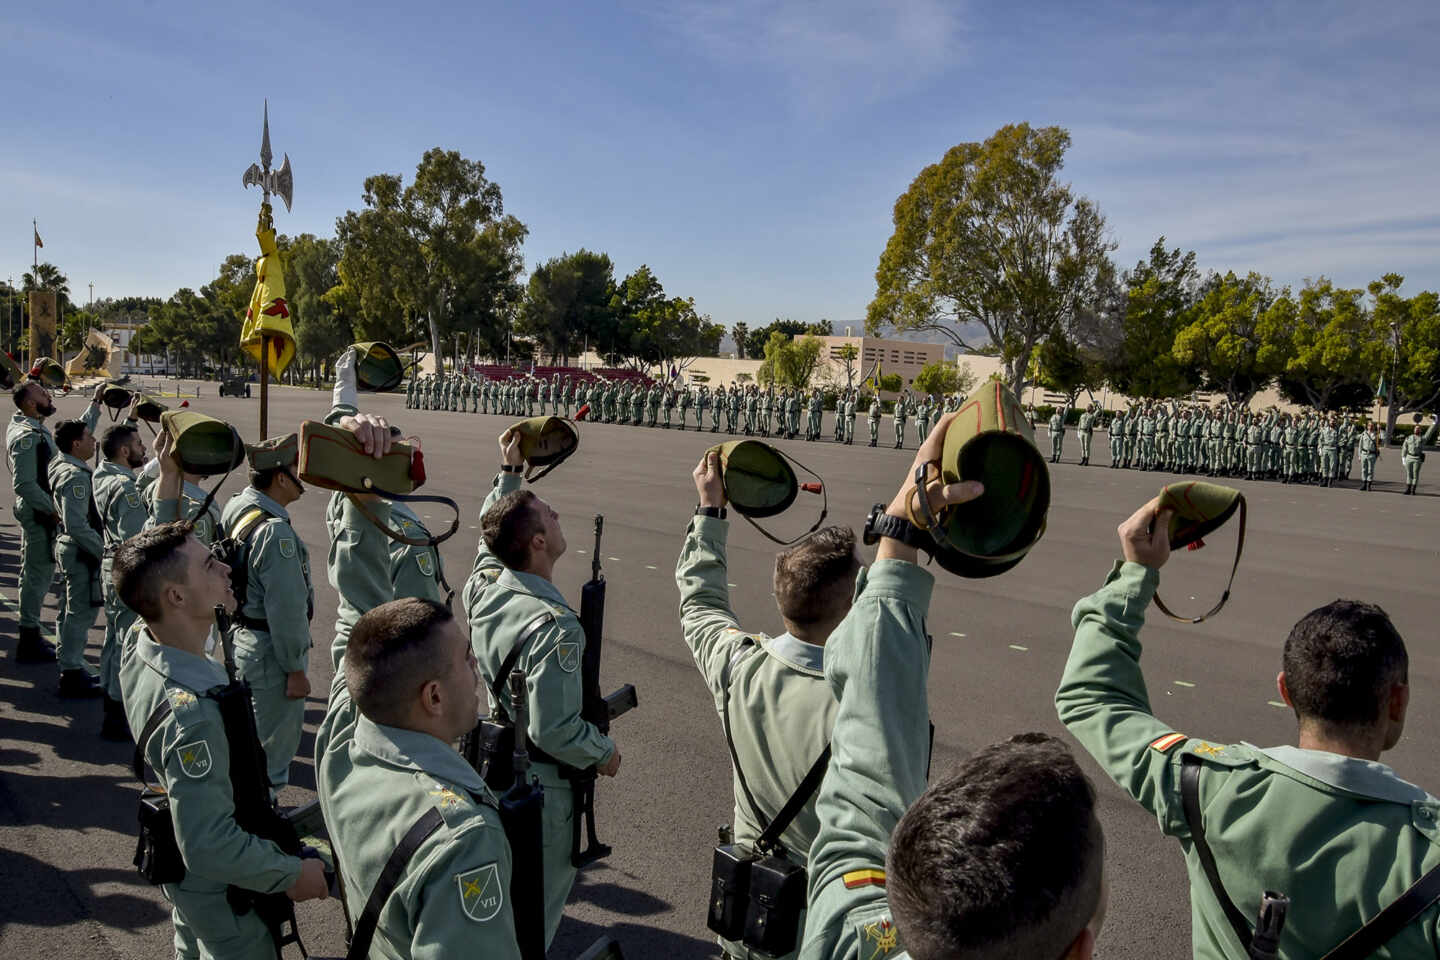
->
[234,613,270,632]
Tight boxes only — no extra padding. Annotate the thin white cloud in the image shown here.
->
[643,0,966,113]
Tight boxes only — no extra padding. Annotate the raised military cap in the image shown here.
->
[160,409,246,476]
[351,341,406,392]
[1153,480,1246,624]
[246,432,299,471]
[706,439,826,545]
[923,380,1050,578]
[28,357,67,391]
[0,351,24,390]
[508,416,579,481]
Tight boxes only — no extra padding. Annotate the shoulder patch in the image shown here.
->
[555,641,581,673]
[176,739,213,779]
[18,436,31,451]
[71,482,86,500]
[125,490,142,509]
[1150,732,1187,754]
[278,537,296,559]
[416,552,435,577]
[844,868,886,890]
[457,864,504,922]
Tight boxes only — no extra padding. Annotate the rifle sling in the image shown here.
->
[345,808,445,960]
[133,699,174,784]
[721,640,831,855]
[1180,753,1255,952]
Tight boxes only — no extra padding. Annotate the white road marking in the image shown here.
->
[1173,680,1196,688]
[949,632,967,638]
[1009,644,1028,652]
[1268,700,1287,709]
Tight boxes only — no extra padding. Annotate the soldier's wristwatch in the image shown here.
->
[695,505,727,519]
[863,502,930,549]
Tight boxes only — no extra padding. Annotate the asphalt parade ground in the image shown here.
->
[2,383,1437,959]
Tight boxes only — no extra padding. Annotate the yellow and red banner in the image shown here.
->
[239,202,296,378]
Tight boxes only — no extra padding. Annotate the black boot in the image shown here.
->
[868,440,876,447]
[59,669,103,699]
[100,695,131,741]
[15,626,57,664]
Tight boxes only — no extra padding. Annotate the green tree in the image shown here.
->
[1172,271,1293,405]
[744,319,809,359]
[282,234,350,384]
[835,342,859,386]
[1370,274,1440,439]
[611,266,723,373]
[1274,278,1376,412]
[867,123,1115,390]
[912,359,977,397]
[1109,238,1199,398]
[1029,328,1092,403]
[757,332,824,388]
[519,250,616,364]
[22,262,73,315]
[58,308,101,353]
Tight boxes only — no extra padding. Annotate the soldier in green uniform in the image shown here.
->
[467,432,621,945]
[663,384,676,428]
[1402,415,1438,495]
[892,392,908,449]
[1138,404,1157,469]
[1058,494,1440,959]
[713,386,726,433]
[744,386,758,436]
[49,417,106,697]
[94,414,150,736]
[633,382,647,426]
[784,389,799,439]
[914,395,931,446]
[1108,408,1126,469]
[867,395,881,447]
[729,385,743,435]
[1076,404,1095,466]
[844,390,857,445]
[1245,413,1264,480]
[115,511,329,960]
[680,451,856,959]
[807,389,823,442]
[220,434,316,793]
[1319,414,1340,486]
[647,383,661,427]
[8,381,101,663]
[1359,421,1381,491]
[678,383,691,429]
[1047,403,1069,464]
[696,385,710,431]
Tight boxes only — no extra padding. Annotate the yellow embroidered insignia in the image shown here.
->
[169,689,197,709]
[1150,732,1187,753]
[863,917,899,958]
[1192,742,1225,758]
[429,786,462,809]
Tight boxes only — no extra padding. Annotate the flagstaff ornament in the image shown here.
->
[238,100,297,437]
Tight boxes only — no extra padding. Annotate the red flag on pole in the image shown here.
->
[33,227,42,249]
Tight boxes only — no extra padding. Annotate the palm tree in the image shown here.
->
[22,262,72,313]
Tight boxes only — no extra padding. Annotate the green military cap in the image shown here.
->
[925,379,1050,578]
[1154,480,1246,624]
[133,393,169,423]
[100,380,135,411]
[246,432,299,471]
[706,439,827,545]
[507,416,579,480]
[28,357,67,391]
[352,341,406,392]
[160,410,246,476]
[0,351,24,390]
[296,420,416,495]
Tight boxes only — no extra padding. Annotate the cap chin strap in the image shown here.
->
[1154,496,1247,624]
[345,488,461,547]
[908,460,1043,568]
[733,449,828,546]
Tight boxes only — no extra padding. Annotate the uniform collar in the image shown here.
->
[58,452,92,473]
[11,412,49,433]
[762,631,824,674]
[354,715,487,794]
[96,459,137,480]
[135,629,229,692]
[237,485,291,522]
[496,567,574,612]
[1255,744,1434,805]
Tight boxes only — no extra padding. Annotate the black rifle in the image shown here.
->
[571,515,638,867]
[213,605,310,958]
[499,670,547,960]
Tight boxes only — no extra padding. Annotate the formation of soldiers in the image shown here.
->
[1044,400,1439,493]
[8,359,1440,960]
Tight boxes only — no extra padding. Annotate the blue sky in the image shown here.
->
[4,1,1438,336]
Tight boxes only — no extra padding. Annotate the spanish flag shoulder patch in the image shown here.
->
[843,869,886,890]
[1150,732,1187,754]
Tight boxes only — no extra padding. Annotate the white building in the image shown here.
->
[105,320,167,375]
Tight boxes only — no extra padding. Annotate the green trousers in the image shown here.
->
[1361,455,1377,483]
[869,419,879,443]
[1050,433,1064,460]
[55,541,101,674]
[100,557,138,699]
[1079,432,1092,460]
[235,645,306,792]
[16,506,57,630]
[169,881,275,960]
[894,420,906,446]
[1405,458,1422,485]
[540,773,578,949]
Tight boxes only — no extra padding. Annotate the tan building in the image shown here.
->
[818,335,946,386]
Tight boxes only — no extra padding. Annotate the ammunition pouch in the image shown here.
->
[134,789,186,885]
[468,716,561,793]
[744,853,808,954]
[708,841,756,941]
[132,701,185,886]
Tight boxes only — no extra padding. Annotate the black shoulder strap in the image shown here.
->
[488,612,556,707]
[1320,862,1440,960]
[1180,753,1254,952]
[721,640,831,854]
[132,699,174,783]
[345,807,445,960]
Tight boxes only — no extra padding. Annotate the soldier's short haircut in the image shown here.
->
[481,490,544,570]
[249,466,284,491]
[888,733,1104,960]
[346,598,456,726]
[112,521,193,622]
[102,423,139,460]
[772,525,860,626]
[11,381,42,410]
[1283,599,1407,730]
[54,418,89,454]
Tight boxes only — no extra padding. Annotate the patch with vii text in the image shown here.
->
[457,864,503,922]
[176,740,213,778]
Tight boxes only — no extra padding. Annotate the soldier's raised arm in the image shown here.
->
[674,449,747,702]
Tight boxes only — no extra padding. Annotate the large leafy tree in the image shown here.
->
[281,234,351,383]
[1108,238,1200,398]
[333,148,526,370]
[1371,274,1440,438]
[867,123,1115,390]
[1172,271,1293,405]
[22,262,72,314]
[743,319,809,359]
[519,250,617,365]
[757,333,824,388]
[611,266,723,373]
[1274,278,1375,412]
[731,322,749,358]
[912,359,977,397]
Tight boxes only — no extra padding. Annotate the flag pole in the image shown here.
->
[259,335,270,438]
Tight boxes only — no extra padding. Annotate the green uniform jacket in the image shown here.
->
[94,459,149,548]
[221,487,315,674]
[1057,561,1440,959]
[315,494,520,958]
[800,560,932,960]
[50,452,104,561]
[122,632,302,926]
[7,411,60,518]
[676,515,837,958]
